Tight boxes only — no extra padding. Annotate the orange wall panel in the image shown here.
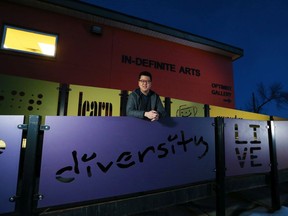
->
[0,2,113,87]
[111,30,234,107]
[0,2,235,108]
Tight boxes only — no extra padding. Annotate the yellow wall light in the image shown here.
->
[1,25,58,57]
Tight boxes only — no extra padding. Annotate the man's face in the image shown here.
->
[138,75,152,95]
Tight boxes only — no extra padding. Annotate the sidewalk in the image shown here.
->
[132,182,288,216]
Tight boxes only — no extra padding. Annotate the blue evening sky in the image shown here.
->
[81,0,288,117]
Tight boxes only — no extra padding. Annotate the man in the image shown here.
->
[126,71,167,121]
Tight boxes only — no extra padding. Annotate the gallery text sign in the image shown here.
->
[38,117,215,208]
[0,115,24,214]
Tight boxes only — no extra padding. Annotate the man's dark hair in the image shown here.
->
[138,71,152,81]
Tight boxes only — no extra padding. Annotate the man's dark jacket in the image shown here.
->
[126,88,167,119]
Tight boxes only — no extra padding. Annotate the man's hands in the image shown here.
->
[144,110,159,121]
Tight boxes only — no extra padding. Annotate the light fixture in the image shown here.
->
[91,25,102,35]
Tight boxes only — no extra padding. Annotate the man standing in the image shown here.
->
[126,71,166,121]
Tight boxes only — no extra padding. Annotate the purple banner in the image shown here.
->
[224,119,270,176]
[0,115,24,214]
[38,117,215,208]
[273,121,288,170]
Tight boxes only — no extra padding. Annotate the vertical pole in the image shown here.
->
[57,83,70,116]
[19,115,41,216]
[215,117,226,216]
[204,104,210,117]
[267,120,281,211]
[252,92,257,113]
[120,90,128,116]
[164,97,171,117]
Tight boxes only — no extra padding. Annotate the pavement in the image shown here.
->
[239,206,288,216]
[132,182,288,216]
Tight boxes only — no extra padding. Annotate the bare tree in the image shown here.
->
[246,82,288,114]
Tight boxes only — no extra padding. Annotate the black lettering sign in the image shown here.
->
[121,55,201,77]
[234,123,262,169]
[211,83,233,102]
[55,130,210,183]
[78,92,113,116]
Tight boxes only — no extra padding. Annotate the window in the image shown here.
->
[1,25,58,57]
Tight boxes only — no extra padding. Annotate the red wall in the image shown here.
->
[0,2,235,108]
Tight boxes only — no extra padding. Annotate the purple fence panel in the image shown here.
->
[38,117,215,208]
[224,119,270,177]
[274,121,288,170]
[0,115,24,214]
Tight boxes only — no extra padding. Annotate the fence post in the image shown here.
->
[57,83,70,116]
[215,117,226,216]
[120,90,128,116]
[267,120,281,211]
[19,115,41,216]
[164,97,171,117]
[204,104,210,117]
